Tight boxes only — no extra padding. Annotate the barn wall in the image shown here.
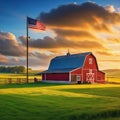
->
[45,73,69,81]
[82,54,98,83]
[83,54,98,69]
[42,74,45,80]
[71,68,82,74]
[70,68,82,83]
[97,71,105,83]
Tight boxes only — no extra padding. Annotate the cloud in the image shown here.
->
[37,2,120,53]
[29,52,55,68]
[117,8,120,12]
[20,36,76,48]
[36,2,120,70]
[0,50,56,69]
[96,51,112,56]
[20,35,106,50]
[31,51,54,59]
[104,5,115,13]
[100,60,120,62]
[39,2,120,30]
[107,38,120,43]
[0,54,8,63]
[0,32,25,56]
[53,29,96,39]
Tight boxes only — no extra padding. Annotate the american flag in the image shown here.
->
[27,17,46,31]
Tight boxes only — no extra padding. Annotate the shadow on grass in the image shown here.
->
[0,82,66,89]
[58,87,120,98]
[69,109,120,120]
[0,93,120,120]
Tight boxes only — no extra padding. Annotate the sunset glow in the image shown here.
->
[0,0,120,70]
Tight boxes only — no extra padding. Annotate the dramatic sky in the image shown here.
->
[0,0,120,70]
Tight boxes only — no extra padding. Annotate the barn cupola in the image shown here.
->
[66,49,71,56]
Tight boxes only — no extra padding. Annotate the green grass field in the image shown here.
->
[0,83,120,120]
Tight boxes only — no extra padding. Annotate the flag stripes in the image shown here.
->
[27,17,46,31]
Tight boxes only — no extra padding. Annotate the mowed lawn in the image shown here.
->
[0,83,120,120]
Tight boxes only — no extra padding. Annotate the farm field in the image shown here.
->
[0,70,42,84]
[0,83,120,120]
[0,70,41,78]
[103,69,120,83]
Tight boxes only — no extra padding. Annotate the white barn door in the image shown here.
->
[86,69,94,83]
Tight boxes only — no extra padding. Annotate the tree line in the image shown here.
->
[0,66,26,73]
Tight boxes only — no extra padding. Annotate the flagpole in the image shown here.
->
[26,16,29,83]
[26,17,45,83]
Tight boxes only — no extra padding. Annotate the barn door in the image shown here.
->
[86,69,94,83]
[77,75,81,84]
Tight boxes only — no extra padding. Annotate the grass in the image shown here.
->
[0,83,120,120]
[106,77,120,83]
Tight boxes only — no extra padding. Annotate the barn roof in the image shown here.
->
[42,52,92,73]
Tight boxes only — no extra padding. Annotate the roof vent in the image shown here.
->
[67,49,71,56]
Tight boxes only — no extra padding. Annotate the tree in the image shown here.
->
[0,66,26,73]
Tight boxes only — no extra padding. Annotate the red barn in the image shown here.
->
[41,52,105,83]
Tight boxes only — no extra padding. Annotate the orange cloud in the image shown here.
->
[37,2,120,69]
[96,51,112,56]
[54,29,96,40]
[0,54,8,63]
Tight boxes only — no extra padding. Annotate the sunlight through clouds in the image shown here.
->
[0,2,120,70]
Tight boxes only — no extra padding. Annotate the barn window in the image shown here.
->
[89,58,92,64]
[77,76,80,81]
